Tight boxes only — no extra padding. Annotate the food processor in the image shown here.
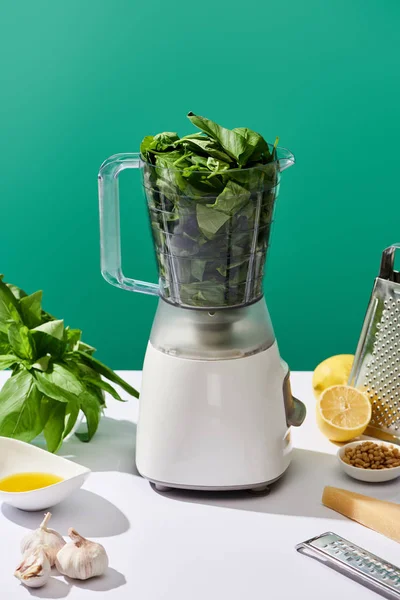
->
[98,146,306,491]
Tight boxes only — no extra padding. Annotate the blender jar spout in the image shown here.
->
[277,148,295,172]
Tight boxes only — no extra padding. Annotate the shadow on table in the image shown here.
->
[26,576,71,599]
[153,447,400,519]
[2,488,130,537]
[60,417,140,476]
[64,567,126,592]
[26,568,126,598]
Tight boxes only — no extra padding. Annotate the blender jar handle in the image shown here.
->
[98,153,159,296]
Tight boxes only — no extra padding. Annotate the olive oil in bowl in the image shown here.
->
[0,472,63,493]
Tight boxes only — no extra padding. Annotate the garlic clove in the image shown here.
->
[20,511,65,566]
[14,546,51,588]
[55,528,108,580]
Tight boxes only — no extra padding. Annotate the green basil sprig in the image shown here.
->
[0,276,139,452]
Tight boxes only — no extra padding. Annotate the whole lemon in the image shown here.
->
[312,354,354,399]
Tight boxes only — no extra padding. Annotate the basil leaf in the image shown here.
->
[31,331,65,359]
[34,319,64,340]
[187,112,248,165]
[20,291,43,329]
[44,402,66,452]
[0,277,23,333]
[75,351,139,398]
[31,320,66,358]
[207,180,251,216]
[35,363,84,403]
[65,328,82,351]
[141,132,179,160]
[65,359,106,407]
[43,395,79,451]
[0,354,19,370]
[39,395,57,428]
[0,370,43,442]
[76,392,101,442]
[191,260,207,281]
[0,331,11,354]
[63,401,80,440]
[82,377,124,401]
[196,204,230,239]
[77,341,96,355]
[206,157,231,173]
[179,282,226,307]
[140,135,156,160]
[8,323,36,361]
[175,137,233,163]
[31,355,51,371]
[6,283,28,300]
[232,127,270,163]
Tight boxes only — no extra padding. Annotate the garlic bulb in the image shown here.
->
[55,528,108,580]
[14,547,51,588]
[20,512,65,566]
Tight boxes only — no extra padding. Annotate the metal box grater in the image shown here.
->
[349,244,400,442]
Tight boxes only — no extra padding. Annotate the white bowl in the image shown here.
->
[337,440,400,482]
[0,437,90,511]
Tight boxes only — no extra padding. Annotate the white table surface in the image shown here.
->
[1,370,399,600]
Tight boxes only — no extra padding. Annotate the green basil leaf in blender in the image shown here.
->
[174,136,233,164]
[232,127,270,163]
[191,260,207,282]
[206,156,231,173]
[141,132,180,158]
[208,180,251,215]
[196,204,231,239]
[187,112,248,165]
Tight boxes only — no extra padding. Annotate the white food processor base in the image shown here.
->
[135,341,294,491]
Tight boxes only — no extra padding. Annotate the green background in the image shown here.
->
[1,1,399,370]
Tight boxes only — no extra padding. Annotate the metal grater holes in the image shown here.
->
[365,298,400,429]
[326,538,400,584]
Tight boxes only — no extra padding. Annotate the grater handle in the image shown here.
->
[379,244,400,283]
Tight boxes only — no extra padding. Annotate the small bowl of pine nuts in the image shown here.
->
[337,439,400,482]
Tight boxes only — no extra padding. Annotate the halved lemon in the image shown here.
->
[316,385,371,442]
